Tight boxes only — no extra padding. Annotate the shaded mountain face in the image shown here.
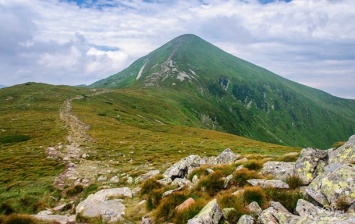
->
[91,34,355,148]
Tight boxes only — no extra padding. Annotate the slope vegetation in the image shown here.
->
[91,34,355,148]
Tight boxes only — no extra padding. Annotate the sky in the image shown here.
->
[0,0,354,99]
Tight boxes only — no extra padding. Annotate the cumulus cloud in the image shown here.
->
[0,0,354,98]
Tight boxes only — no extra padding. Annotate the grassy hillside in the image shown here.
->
[91,34,355,148]
[0,83,299,215]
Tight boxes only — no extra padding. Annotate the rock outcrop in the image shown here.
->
[261,161,295,180]
[76,187,132,223]
[187,199,222,224]
[294,147,328,185]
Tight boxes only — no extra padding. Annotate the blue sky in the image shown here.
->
[0,0,354,98]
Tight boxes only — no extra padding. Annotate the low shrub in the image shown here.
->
[2,214,39,224]
[336,197,351,212]
[243,186,267,208]
[154,192,188,222]
[173,198,207,224]
[332,141,345,149]
[217,193,249,223]
[285,175,303,189]
[187,166,209,181]
[213,164,236,176]
[140,179,167,211]
[0,202,14,215]
[264,188,303,213]
[0,135,31,144]
[231,169,262,187]
[243,160,264,170]
[140,179,163,197]
[195,171,225,196]
[65,185,84,197]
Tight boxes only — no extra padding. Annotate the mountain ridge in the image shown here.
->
[90,34,355,148]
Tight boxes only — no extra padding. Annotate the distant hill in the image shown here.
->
[91,34,355,148]
[0,84,7,89]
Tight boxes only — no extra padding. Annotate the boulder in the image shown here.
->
[261,161,295,180]
[135,170,160,183]
[329,135,355,164]
[305,163,355,208]
[215,148,240,164]
[187,199,223,224]
[141,216,153,224]
[247,179,289,189]
[296,199,355,223]
[258,201,300,224]
[294,147,328,185]
[224,174,233,189]
[175,198,195,213]
[237,214,255,224]
[109,176,119,183]
[171,178,193,188]
[76,187,132,222]
[247,201,262,216]
[163,155,204,179]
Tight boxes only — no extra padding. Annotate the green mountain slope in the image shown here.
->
[91,34,355,148]
[0,83,298,214]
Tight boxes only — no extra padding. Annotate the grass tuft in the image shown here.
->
[2,214,39,224]
[195,171,225,196]
[243,186,267,208]
[285,175,303,189]
[264,188,303,213]
[231,168,262,187]
[243,160,264,170]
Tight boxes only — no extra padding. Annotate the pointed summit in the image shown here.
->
[91,34,265,89]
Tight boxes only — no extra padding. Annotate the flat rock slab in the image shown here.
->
[33,214,76,224]
[81,199,125,223]
[261,161,295,180]
[306,164,355,208]
[247,179,289,189]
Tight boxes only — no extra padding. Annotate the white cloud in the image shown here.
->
[0,0,354,98]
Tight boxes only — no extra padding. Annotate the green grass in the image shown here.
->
[0,83,299,218]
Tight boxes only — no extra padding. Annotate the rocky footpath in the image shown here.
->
[34,135,355,223]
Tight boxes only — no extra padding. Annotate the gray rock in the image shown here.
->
[258,201,300,224]
[171,178,193,188]
[247,179,289,189]
[296,199,355,223]
[162,186,183,198]
[135,170,160,183]
[294,147,328,185]
[132,187,141,197]
[261,161,295,180]
[215,148,240,164]
[157,177,172,185]
[80,199,125,223]
[33,214,76,224]
[187,199,223,224]
[163,155,204,179]
[192,175,199,184]
[126,176,133,184]
[329,134,355,164]
[237,214,255,224]
[109,176,119,183]
[75,187,131,222]
[224,174,233,189]
[141,215,153,224]
[305,163,355,208]
[247,201,262,216]
[97,175,107,182]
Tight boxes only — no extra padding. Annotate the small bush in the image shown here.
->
[243,160,264,170]
[140,179,163,197]
[336,197,351,212]
[195,171,225,196]
[231,169,262,187]
[3,214,39,224]
[264,188,303,213]
[187,166,209,181]
[213,164,236,176]
[65,185,84,197]
[285,175,303,189]
[173,198,207,224]
[243,186,267,208]
[0,135,31,144]
[0,202,14,215]
[332,141,345,149]
[217,193,249,222]
[82,184,99,198]
[154,192,188,222]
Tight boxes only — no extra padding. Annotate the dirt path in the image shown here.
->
[50,90,114,189]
